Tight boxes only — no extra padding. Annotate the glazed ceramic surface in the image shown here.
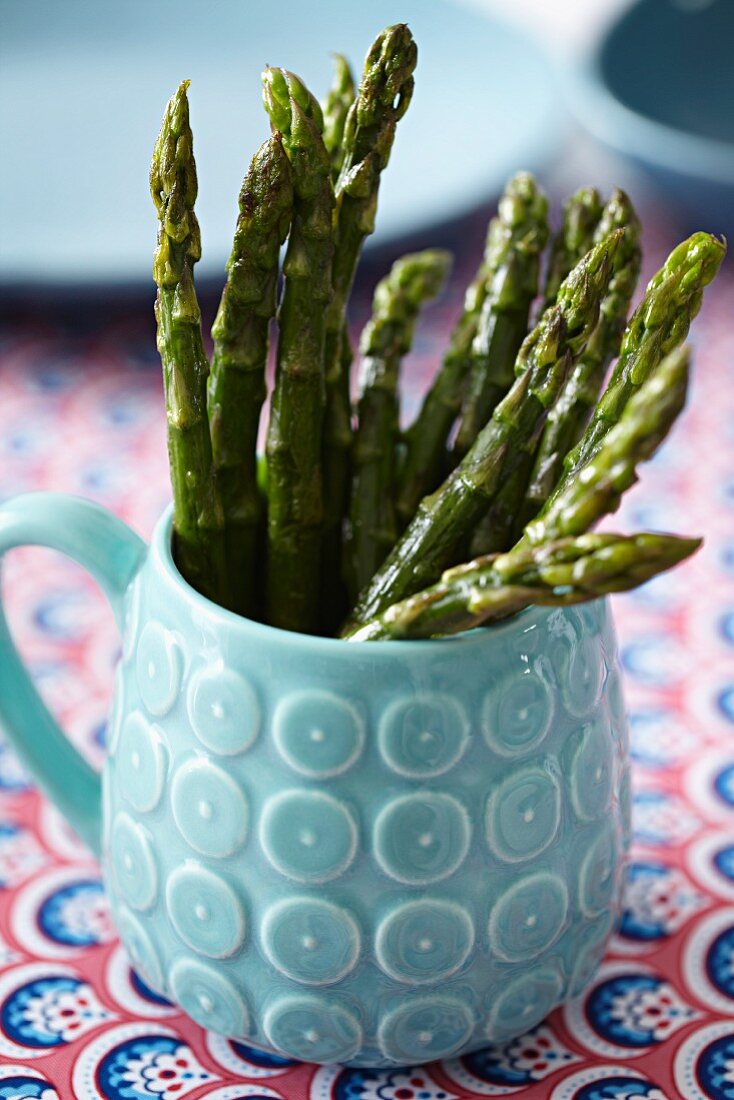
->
[0,493,631,1068]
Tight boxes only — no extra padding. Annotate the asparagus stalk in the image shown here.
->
[452,173,549,460]
[522,345,689,547]
[344,231,621,630]
[150,81,228,605]
[560,231,725,482]
[470,212,638,558]
[262,68,335,633]
[208,134,294,616]
[465,187,605,556]
[321,54,356,182]
[347,249,451,600]
[468,461,532,557]
[321,24,418,626]
[541,186,603,310]
[347,532,700,640]
[396,222,501,531]
[518,188,642,531]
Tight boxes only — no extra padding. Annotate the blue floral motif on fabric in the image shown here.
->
[573,1080,665,1100]
[714,845,734,883]
[462,1043,530,1086]
[38,880,106,947]
[717,691,734,726]
[585,973,692,1047]
[620,861,702,943]
[96,1034,211,1099]
[330,1068,452,1100]
[620,863,670,941]
[459,1031,573,1086]
[230,1041,296,1069]
[696,1033,734,1100]
[714,764,734,806]
[0,743,31,791]
[129,968,173,1008]
[0,1078,58,1099]
[707,926,734,1001]
[1,976,87,1048]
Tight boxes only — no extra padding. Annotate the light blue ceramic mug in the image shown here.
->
[0,492,631,1067]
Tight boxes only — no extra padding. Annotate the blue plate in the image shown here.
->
[571,0,734,234]
[0,0,561,286]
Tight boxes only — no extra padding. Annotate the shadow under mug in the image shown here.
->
[0,492,630,1068]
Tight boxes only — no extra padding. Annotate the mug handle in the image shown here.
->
[0,492,146,857]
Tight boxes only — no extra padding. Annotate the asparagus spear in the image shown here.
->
[452,173,549,460]
[465,187,607,556]
[347,532,700,641]
[541,186,603,310]
[347,249,451,601]
[470,189,605,556]
[321,24,418,626]
[262,67,335,633]
[344,231,621,630]
[518,188,642,531]
[321,54,356,183]
[208,134,294,616]
[150,81,228,605]
[396,223,500,531]
[522,345,689,547]
[468,461,533,557]
[560,231,725,481]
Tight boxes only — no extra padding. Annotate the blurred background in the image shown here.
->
[3,0,732,297]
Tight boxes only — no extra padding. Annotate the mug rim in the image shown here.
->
[151,504,602,654]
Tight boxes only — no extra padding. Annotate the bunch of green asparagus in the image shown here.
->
[150,24,725,642]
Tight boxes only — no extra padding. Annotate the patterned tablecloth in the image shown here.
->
[0,211,732,1100]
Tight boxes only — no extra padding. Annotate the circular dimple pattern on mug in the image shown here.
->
[373,792,470,885]
[261,898,360,985]
[101,597,627,1065]
[263,995,362,1063]
[117,712,167,813]
[122,574,142,662]
[166,865,245,958]
[375,899,474,984]
[378,997,474,1062]
[273,691,364,778]
[481,666,554,757]
[607,670,627,746]
[170,957,248,1037]
[378,695,470,778]
[260,790,357,884]
[106,672,125,758]
[570,718,614,821]
[116,906,163,992]
[110,813,158,911]
[171,758,248,858]
[188,665,260,756]
[569,912,613,996]
[579,821,618,917]
[620,765,633,851]
[136,622,183,718]
[486,764,561,863]
[489,871,568,961]
[561,633,606,718]
[487,965,564,1042]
